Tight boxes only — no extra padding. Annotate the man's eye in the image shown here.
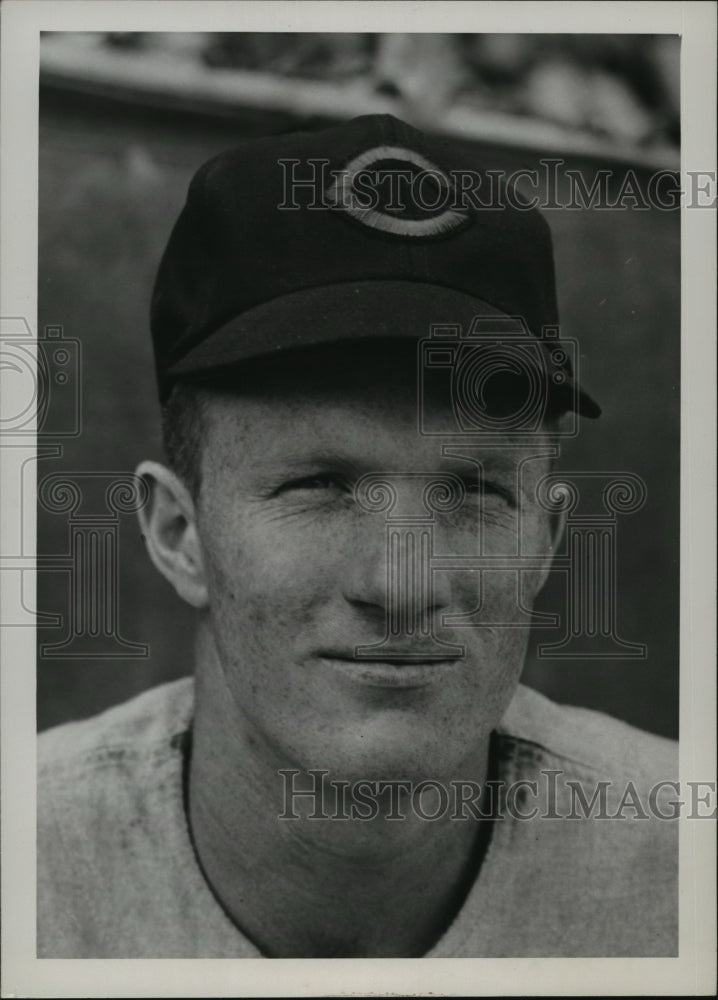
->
[464,480,515,508]
[280,473,350,494]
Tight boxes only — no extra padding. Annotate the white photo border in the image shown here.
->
[1,1,715,996]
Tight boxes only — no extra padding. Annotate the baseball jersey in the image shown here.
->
[37,678,678,957]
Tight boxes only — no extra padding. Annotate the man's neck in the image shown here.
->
[187,641,494,958]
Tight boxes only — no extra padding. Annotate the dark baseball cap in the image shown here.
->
[150,113,600,417]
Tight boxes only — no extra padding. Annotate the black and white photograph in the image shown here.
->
[1,1,715,996]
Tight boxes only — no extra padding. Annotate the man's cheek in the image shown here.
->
[449,569,543,619]
[212,586,306,642]
[209,595,304,705]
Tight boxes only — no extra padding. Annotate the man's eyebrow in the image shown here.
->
[244,437,551,475]
[254,452,528,477]
[252,451,363,474]
[439,453,519,475]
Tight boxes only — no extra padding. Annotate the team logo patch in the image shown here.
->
[325,145,471,239]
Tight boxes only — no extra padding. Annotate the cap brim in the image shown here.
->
[167,280,601,418]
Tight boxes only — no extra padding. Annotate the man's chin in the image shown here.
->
[296,717,489,788]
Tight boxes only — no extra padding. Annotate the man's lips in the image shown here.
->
[316,651,462,688]
[319,650,459,664]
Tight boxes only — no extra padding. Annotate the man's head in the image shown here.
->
[137,114,598,783]
[139,339,566,783]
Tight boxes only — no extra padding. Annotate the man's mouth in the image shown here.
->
[316,651,462,689]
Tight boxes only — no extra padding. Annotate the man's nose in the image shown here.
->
[342,477,458,628]
[342,517,454,628]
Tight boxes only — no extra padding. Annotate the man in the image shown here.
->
[38,114,677,958]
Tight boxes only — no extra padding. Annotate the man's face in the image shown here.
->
[193,350,557,783]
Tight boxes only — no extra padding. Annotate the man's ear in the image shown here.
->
[135,460,208,609]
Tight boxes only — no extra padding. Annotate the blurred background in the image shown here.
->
[37,32,680,737]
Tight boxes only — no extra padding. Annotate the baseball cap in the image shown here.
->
[150,113,600,417]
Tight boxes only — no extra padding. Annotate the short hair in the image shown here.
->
[161,380,207,499]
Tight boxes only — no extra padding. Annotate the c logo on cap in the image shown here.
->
[325,145,471,239]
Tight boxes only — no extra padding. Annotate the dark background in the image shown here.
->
[36,33,680,738]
